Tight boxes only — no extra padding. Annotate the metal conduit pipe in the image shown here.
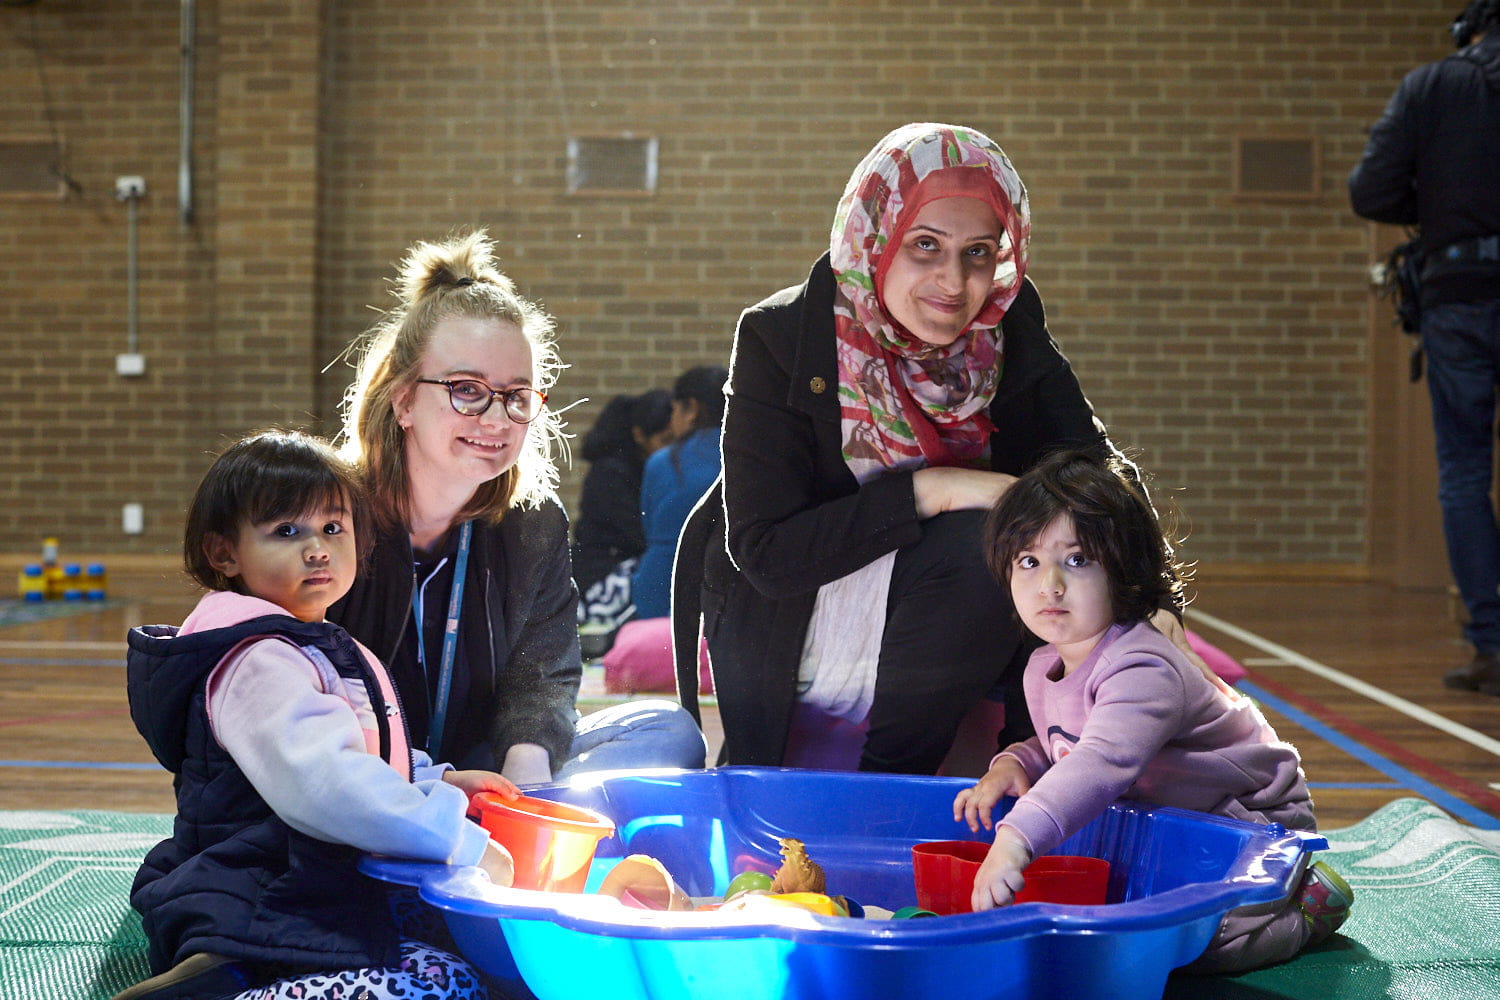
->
[179,0,195,226]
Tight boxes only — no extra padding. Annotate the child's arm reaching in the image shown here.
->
[441,772,520,885]
[953,753,1035,832]
[443,769,522,802]
[972,826,1033,910]
[477,839,516,886]
[207,639,500,874]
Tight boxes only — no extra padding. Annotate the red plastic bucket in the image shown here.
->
[470,793,615,893]
[1013,855,1110,905]
[911,840,990,915]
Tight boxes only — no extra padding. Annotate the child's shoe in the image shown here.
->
[111,952,254,1000]
[1296,860,1354,943]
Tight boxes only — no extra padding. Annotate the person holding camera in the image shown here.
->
[1350,1,1500,696]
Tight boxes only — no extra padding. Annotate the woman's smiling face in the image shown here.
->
[879,196,1002,348]
[394,315,535,498]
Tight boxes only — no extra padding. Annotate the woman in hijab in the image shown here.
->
[674,123,1193,773]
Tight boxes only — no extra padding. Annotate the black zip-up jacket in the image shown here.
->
[1349,31,1500,307]
[329,500,582,773]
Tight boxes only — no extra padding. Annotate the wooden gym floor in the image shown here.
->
[1,565,1496,830]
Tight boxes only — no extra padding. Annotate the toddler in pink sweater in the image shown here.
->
[953,450,1352,973]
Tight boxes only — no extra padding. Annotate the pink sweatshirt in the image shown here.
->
[998,621,1313,858]
[185,590,490,867]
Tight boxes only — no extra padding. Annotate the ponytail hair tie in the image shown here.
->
[456,276,475,287]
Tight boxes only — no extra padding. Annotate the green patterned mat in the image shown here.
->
[1165,797,1500,999]
[0,810,169,998]
[1,799,1496,999]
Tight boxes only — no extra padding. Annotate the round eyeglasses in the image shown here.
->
[416,378,548,423]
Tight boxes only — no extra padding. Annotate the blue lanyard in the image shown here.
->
[413,519,472,761]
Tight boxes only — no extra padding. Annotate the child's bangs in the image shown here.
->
[239,464,354,527]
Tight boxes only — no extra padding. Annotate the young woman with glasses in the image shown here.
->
[332,231,705,785]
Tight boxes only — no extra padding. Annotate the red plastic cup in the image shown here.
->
[1012,855,1110,905]
[911,840,990,915]
[470,793,615,893]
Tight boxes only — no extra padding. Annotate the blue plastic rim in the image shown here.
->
[361,768,1326,1000]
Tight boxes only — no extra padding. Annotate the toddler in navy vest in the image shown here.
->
[118,430,514,1000]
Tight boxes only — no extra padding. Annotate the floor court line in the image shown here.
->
[1190,608,1500,760]
[0,709,128,728]
[0,760,159,771]
[1309,782,1405,790]
[0,641,123,653]
[0,658,122,668]
[1238,679,1499,829]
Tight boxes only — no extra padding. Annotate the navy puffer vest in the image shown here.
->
[126,614,406,974]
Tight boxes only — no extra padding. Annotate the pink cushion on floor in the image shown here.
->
[1186,628,1248,685]
[602,616,713,695]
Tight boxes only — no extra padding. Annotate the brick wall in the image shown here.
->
[0,0,1455,575]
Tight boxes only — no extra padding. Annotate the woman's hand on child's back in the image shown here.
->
[1149,608,1238,699]
[443,769,522,802]
[953,757,1032,832]
[972,827,1032,911]
[479,839,516,887]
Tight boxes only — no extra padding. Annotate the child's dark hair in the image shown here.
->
[630,388,673,439]
[983,450,1182,625]
[184,429,369,593]
[579,390,672,464]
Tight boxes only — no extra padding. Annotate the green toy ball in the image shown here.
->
[725,870,774,898]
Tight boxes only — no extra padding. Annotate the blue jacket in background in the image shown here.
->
[632,427,721,620]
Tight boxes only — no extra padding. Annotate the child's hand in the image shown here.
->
[972,826,1032,911]
[952,757,1032,833]
[443,769,521,802]
[478,839,515,888]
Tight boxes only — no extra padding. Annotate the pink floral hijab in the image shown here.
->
[830,123,1031,483]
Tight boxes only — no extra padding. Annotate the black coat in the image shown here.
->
[1349,31,1500,307]
[675,254,1124,767]
[571,450,647,593]
[330,500,582,773]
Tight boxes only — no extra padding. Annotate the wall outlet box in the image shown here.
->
[115,175,146,200]
[122,503,144,535]
[116,353,146,376]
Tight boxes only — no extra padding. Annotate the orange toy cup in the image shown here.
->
[470,793,615,893]
[1012,855,1110,905]
[911,840,990,915]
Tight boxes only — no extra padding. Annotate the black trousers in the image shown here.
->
[860,509,1037,773]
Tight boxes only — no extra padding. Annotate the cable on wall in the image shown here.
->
[7,0,83,196]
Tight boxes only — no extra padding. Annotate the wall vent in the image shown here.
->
[567,135,658,196]
[1233,135,1319,200]
[0,137,66,199]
